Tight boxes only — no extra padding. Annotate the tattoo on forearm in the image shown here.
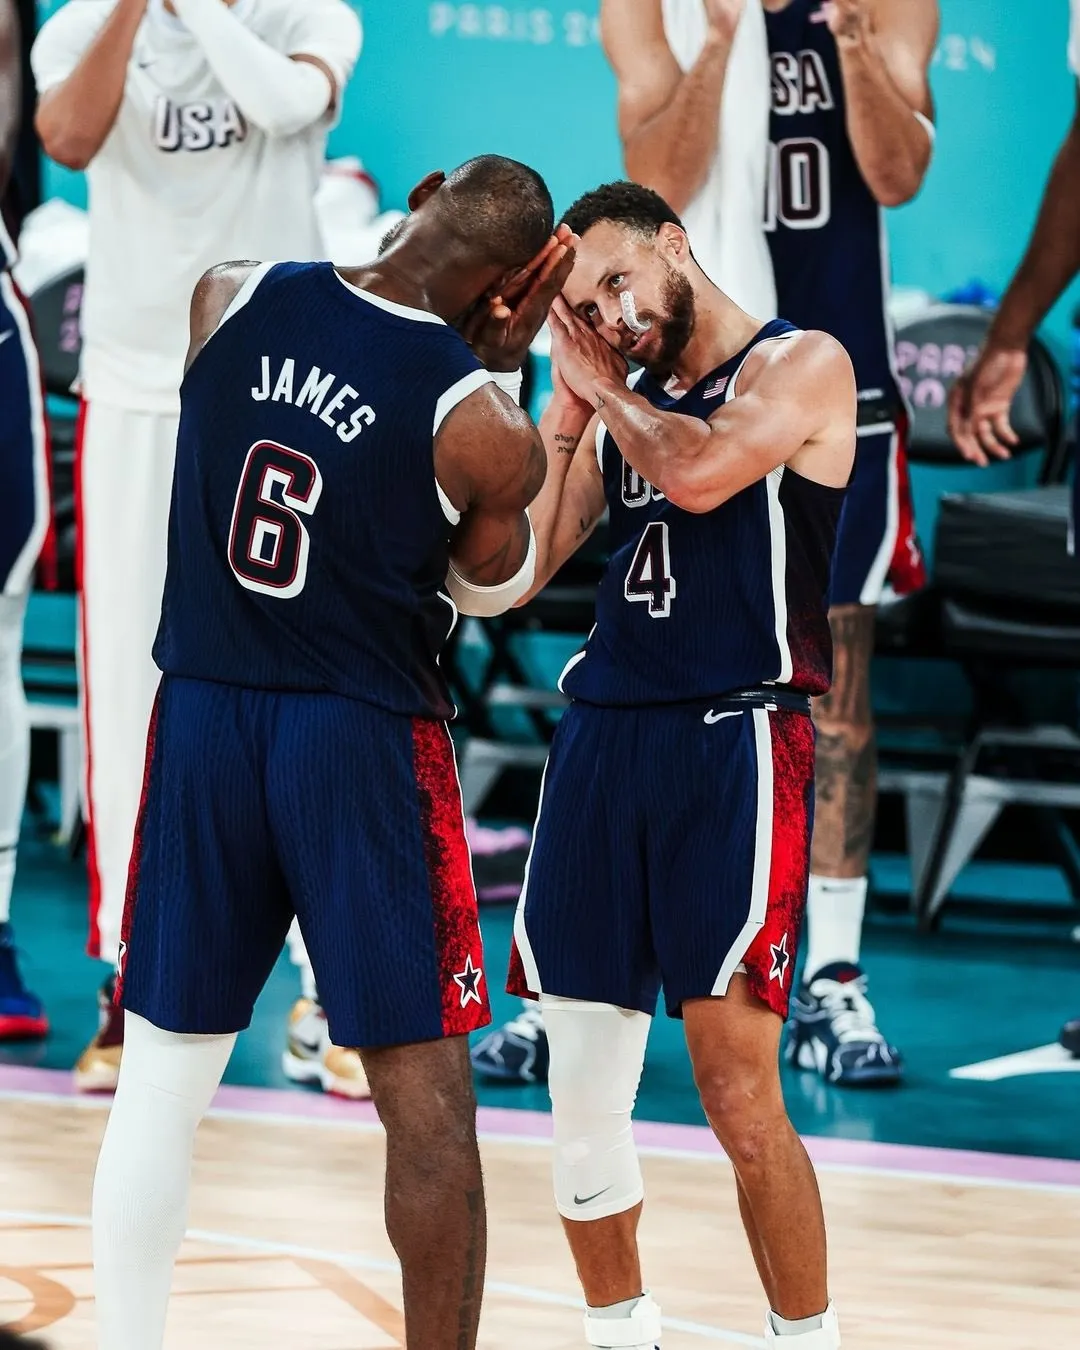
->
[577,516,591,538]
[553,433,579,455]
[595,394,606,410]
[456,1186,484,1350]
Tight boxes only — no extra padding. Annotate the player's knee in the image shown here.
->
[693,1064,785,1170]
[544,996,649,1221]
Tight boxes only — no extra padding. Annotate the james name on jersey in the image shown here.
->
[251,355,377,444]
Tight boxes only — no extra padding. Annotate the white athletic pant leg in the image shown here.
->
[79,403,178,964]
[0,590,29,925]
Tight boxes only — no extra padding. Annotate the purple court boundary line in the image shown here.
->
[4,1062,1080,1188]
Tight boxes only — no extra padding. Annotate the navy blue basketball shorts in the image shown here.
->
[117,675,491,1048]
[508,696,816,1021]
[828,412,926,608]
[0,271,50,596]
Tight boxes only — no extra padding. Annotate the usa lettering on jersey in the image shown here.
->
[251,355,377,445]
[154,96,247,153]
[770,50,835,115]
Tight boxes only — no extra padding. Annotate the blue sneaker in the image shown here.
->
[470,1003,548,1083]
[0,922,49,1041]
[785,962,901,1087]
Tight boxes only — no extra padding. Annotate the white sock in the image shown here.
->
[766,1302,840,1346]
[584,1290,661,1349]
[804,875,867,977]
[0,591,30,926]
[92,1013,237,1350]
[285,917,319,1001]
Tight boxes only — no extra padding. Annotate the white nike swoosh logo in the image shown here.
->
[703,709,742,725]
[0,331,14,347]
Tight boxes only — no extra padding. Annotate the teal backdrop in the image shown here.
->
[34,0,1080,350]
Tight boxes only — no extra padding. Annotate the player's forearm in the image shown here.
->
[987,117,1080,351]
[34,0,145,171]
[623,32,732,213]
[837,36,931,207]
[518,396,594,601]
[593,378,717,511]
[169,0,332,138]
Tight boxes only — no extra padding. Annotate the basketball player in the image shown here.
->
[90,157,570,1350]
[601,0,938,1089]
[31,0,363,1094]
[948,0,1080,1059]
[510,180,854,1349]
[0,0,50,1043]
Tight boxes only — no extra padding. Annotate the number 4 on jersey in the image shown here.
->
[624,520,675,617]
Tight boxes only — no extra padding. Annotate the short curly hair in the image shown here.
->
[562,181,684,241]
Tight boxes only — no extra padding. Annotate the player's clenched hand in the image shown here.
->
[459,224,578,373]
[946,344,1026,468]
[548,294,629,409]
[822,0,872,48]
[703,0,745,40]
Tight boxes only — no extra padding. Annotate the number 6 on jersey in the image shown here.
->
[228,440,323,599]
[624,519,676,617]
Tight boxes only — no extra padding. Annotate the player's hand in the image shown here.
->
[548,294,629,408]
[947,344,1027,467]
[822,0,872,48]
[703,0,746,41]
[459,225,578,373]
[549,351,596,422]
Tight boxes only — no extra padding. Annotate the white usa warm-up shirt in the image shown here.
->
[31,0,362,414]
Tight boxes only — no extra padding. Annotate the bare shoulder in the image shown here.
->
[745,328,855,398]
[434,381,545,514]
[185,261,264,374]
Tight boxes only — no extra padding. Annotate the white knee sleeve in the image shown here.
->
[0,592,29,924]
[542,994,650,1222]
[93,1014,237,1350]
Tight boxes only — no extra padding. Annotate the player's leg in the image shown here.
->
[510,705,662,1349]
[92,675,293,1350]
[651,701,836,1344]
[275,700,493,1347]
[76,404,178,1089]
[792,421,917,1087]
[0,269,50,1040]
[683,983,836,1345]
[359,1035,486,1347]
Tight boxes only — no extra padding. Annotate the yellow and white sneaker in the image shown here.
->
[282,998,371,1100]
[73,975,124,1093]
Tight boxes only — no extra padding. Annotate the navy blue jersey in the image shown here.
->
[764,0,898,405]
[154,261,490,720]
[560,321,844,707]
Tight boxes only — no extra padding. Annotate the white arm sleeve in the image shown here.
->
[446,517,537,617]
[169,0,354,138]
[1070,0,1080,76]
[30,0,112,94]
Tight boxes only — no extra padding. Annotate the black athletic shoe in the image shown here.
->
[470,1003,549,1083]
[1060,1017,1080,1057]
[785,962,902,1087]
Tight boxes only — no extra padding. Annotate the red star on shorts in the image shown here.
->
[452,954,484,1008]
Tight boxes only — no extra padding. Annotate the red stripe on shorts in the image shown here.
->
[411,718,490,1037]
[742,711,815,1019]
[888,412,927,596]
[114,686,161,1006]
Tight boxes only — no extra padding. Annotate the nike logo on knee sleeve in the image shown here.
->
[573,1186,612,1206]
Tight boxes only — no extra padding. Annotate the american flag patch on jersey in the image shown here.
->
[703,376,729,400]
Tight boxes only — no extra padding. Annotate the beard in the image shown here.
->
[638,265,696,382]
[377,218,407,255]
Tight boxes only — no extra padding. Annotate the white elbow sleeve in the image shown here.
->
[446,518,536,617]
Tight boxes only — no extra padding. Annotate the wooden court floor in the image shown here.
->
[2,1093,1079,1350]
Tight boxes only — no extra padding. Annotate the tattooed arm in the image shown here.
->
[516,372,607,604]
